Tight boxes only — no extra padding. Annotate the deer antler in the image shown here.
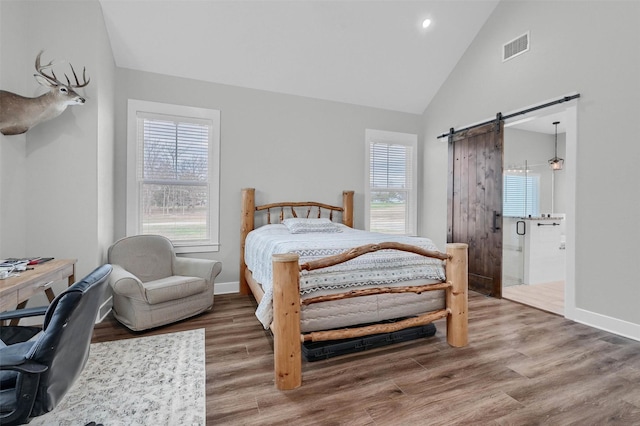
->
[35,50,59,85]
[66,63,90,88]
[34,50,90,88]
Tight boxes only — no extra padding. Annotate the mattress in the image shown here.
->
[244,223,447,331]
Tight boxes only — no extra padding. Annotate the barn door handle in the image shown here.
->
[516,220,526,235]
[492,211,501,232]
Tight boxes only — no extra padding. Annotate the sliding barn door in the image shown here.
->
[447,122,503,297]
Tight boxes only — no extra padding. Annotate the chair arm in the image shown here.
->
[173,257,222,285]
[0,350,45,425]
[0,341,46,373]
[109,265,147,301]
[0,358,48,375]
[0,306,48,322]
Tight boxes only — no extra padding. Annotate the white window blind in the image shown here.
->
[503,174,540,217]
[365,130,417,235]
[127,100,220,253]
[137,114,211,241]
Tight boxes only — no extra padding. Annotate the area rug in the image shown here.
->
[31,328,206,426]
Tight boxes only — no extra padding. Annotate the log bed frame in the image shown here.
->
[239,188,468,390]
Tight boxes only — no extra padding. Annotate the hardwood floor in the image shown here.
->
[502,281,564,316]
[92,293,640,425]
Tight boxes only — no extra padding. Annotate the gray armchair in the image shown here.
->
[107,235,221,331]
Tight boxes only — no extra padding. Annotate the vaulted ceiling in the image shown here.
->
[98,0,499,114]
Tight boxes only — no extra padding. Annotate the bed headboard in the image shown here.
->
[239,187,354,294]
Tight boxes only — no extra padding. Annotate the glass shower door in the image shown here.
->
[502,160,536,287]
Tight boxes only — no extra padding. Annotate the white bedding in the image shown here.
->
[244,224,446,328]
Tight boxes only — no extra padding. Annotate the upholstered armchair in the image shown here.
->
[107,235,222,331]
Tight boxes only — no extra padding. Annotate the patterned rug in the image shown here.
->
[31,328,206,426]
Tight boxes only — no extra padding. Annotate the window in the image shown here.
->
[365,129,417,235]
[127,100,220,253]
[503,173,540,217]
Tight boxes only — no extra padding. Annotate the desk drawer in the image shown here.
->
[18,281,52,304]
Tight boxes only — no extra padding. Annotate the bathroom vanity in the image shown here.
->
[520,216,565,285]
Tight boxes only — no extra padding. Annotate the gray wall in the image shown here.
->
[422,1,640,338]
[3,0,637,340]
[0,1,29,259]
[113,68,422,286]
[0,0,115,304]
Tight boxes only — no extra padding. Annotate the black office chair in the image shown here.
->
[0,264,112,426]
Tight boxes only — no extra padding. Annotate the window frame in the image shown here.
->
[503,172,541,218]
[364,129,418,236]
[126,99,220,253]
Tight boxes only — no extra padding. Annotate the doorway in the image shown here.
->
[501,102,577,317]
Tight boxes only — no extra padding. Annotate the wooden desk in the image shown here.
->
[0,259,77,316]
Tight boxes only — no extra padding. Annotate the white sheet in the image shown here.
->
[244,224,446,328]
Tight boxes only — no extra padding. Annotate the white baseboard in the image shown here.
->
[96,296,113,323]
[215,281,239,295]
[568,307,640,342]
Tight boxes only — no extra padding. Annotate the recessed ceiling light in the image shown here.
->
[422,18,432,29]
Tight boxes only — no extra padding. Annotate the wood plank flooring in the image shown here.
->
[502,281,564,316]
[92,292,640,425]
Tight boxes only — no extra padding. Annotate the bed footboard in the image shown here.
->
[272,243,468,390]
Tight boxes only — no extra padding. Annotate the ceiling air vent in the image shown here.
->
[503,32,529,62]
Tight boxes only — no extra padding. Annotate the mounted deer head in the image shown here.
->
[0,50,90,136]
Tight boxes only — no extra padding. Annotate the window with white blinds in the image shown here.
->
[127,100,220,253]
[503,173,540,217]
[365,129,417,235]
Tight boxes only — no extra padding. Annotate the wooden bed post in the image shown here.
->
[272,253,302,390]
[445,243,468,347]
[342,190,354,228]
[240,188,255,295]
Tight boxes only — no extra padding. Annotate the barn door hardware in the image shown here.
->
[492,211,502,232]
[437,94,580,141]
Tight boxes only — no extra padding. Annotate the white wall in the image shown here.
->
[0,0,115,305]
[422,1,640,339]
[113,68,422,286]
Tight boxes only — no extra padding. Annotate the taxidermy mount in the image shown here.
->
[0,50,90,136]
